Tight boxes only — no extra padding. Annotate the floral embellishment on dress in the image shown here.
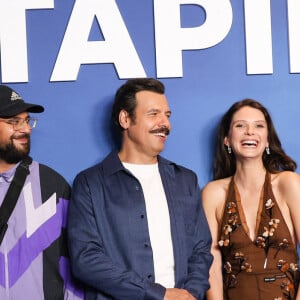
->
[227,201,237,214]
[223,251,253,289]
[274,238,289,259]
[224,224,233,235]
[218,202,240,248]
[224,261,237,288]
[241,261,252,273]
[255,197,299,299]
[276,260,299,300]
[255,199,280,250]
[256,236,266,248]
[255,198,290,270]
[270,218,280,228]
[224,261,232,273]
[218,238,230,247]
[234,252,252,273]
[257,219,280,242]
[265,198,275,210]
[255,198,292,264]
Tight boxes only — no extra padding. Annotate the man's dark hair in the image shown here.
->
[111,78,165,133]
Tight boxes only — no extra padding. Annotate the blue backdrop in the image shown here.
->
[0,0,299,188]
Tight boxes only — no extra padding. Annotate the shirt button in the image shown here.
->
[147,274,152,279]
[144,243,149,248]
[140,214,144,219]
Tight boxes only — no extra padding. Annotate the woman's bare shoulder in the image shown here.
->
[202,177,231,199]
[202,178,231,219]
[272,171,300,189]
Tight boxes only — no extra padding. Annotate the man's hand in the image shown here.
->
[164,288,196,300]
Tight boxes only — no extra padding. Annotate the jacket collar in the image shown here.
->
[101,150,177,177]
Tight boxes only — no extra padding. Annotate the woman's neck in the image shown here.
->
[234,159,266,189]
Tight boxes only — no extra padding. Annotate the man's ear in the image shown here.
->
[119,110,130,130]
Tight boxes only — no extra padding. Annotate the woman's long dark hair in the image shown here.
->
[213,99,297,180]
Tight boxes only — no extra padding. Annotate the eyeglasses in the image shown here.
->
[0,117,38,130]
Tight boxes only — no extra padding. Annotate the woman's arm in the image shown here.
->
[202,181,226,300]
[278,172,300,300]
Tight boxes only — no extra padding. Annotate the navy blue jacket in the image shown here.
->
[68,151,212,300]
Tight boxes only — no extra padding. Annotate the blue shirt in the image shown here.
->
[68,151,212,300]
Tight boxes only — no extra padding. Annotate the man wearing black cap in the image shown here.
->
[0,85,84,299]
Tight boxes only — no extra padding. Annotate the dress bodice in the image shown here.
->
[219,172,299,299]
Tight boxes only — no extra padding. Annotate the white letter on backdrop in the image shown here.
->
[0,0,54,83]
[51,0,146,81]
[154,0,232,78]
[287,0,300,73]
[244,0,273,74]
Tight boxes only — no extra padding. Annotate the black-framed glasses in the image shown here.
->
[0,117,38,130]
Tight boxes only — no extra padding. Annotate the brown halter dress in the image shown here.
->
[219,172,299,300]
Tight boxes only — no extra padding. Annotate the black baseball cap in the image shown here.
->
[0,85,44,117]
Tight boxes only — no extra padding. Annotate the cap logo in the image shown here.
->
[10,91,22,101]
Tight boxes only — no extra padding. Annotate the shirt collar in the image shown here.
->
[0,163,20,183]
[101,150,176,177]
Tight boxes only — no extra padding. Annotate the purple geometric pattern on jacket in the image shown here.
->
[0,198,67,287]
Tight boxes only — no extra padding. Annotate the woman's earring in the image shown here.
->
[266,146,270,155]
[227,145,232,154]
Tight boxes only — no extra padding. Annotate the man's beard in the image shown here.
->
[0,134,30,164]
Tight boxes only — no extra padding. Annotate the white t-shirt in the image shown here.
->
[123,162,175,288]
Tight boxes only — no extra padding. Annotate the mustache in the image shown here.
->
[149,126,170,136]
[12,133,30,140]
